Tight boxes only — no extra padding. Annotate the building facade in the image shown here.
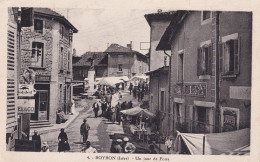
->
[144,10,174,71]
[105,43,148,78]
[144,11,175,136]
[157,11,252,135]
[73,52,108,81]
[19,8,78,124]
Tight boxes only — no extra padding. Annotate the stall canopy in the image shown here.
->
[130,75,149,81]
[120,107,154,117]
[97,77,124,87]
[174,128,250,155]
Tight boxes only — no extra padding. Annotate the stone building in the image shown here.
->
[144,11,175,136]
[157,11,252,134]
[105,43,148,78]
[19,8,78,125]
[73,52,108,81]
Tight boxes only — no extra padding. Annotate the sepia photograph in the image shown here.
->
[2,0,259,161]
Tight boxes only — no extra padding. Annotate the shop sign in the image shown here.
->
[174,82,207,97]
[18,84,36,97]
[35,75,51,82]
[17,99,35,113]
[230,86,251,100]
[222,110,237,132]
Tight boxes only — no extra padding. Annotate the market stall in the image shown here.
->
[174,128,250,155]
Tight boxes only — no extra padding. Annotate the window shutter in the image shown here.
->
[208,44,213,75]
[234,37,240,75]
[218,43,223,73]
[7,22,17,130]
[197,47,201,76]
[21,8,34,27]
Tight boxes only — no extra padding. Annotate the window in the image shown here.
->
[178,52,184,82]
[176,103,182,123]
[67,52,70,70]
[61,26,64,39]
[31,42,44,67]
[118,64,123,72]
[219,35,240,76]
[160,90,165,111]
[201,11,212,25]
[202,11,211,21]
[60,47,64,71]
[34,19,43,34]
[197,44,212,75]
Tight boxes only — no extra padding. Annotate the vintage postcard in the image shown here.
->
[0,0,259,162]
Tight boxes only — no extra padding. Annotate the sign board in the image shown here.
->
[230,86,251,100]
[17,99,35,113]
[35,75,51,82]
[18,84,36,97]
[174,82,207,97]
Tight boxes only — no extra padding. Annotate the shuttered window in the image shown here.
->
[197,44,212,76]
[219,37,240,76]
[7,23,17,130]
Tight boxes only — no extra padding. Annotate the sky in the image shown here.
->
[53,8,160,56]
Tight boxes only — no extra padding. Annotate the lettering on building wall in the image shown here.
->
[35,75,51,82]
[17,99,35,113]
[174,82,207,97]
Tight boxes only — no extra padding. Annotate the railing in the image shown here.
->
[176,116,219,133]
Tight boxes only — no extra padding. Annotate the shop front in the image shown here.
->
[31,75,51,121]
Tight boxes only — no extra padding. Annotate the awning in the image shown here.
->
[120,106,154,117]
[174,128,250,155]
[97,77,124,87]
[131,75,149,81]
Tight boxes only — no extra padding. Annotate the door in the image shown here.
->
[38,91,49,120]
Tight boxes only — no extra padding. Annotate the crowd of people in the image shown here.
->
[129,81,149,102]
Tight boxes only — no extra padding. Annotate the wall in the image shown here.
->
[107,53,135,77]
[170,11,215,133]
[218,12,252,129]
[150,20,171,71]
[148,69,169,135]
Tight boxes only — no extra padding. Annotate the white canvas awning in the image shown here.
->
[174,128,250,155]
[97,77,124,87]
[120,106,154,117]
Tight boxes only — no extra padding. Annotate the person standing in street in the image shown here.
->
[93,101,100,118]
[116,102,121,125]
[58,128,70,152]
[80,119,90,144]
[111,106,116,123]
[101,100,107,117]
[32,130,41,152]
[129,83,133,95]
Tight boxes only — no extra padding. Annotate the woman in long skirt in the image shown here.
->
[58,128,70,152]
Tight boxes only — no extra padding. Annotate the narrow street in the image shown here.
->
[40,92,129,152]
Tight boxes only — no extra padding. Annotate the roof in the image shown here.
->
[156,10,189,50]
[73,52,107,67]
[146,66,169,75]
[144,11,176,26]
[33,8,78,33]
[105,43,147,58]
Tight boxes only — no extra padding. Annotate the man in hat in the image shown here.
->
[113,139,123,153]
[32,130,41,152]
[81,141,97,153]
[122,137,136,153]
[80,119,90,144]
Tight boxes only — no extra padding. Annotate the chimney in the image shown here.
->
[157,9,162,13]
